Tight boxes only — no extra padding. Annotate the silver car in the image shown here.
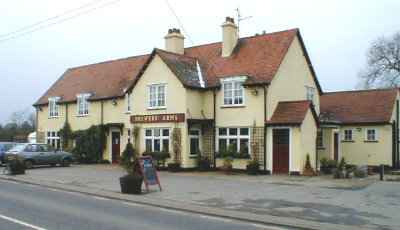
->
[5,143,73,169]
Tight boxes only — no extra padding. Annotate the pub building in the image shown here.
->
[34,17,400,174]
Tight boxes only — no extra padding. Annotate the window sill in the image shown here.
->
[147,107,166,111]
[341,140,354,143]
[364,140,378,143]
[48,116,60,119]
[125,111,132,114]
[76,114,89,117]
[317,147,325,150]
[220,105,245,109]
[189,155,198,159]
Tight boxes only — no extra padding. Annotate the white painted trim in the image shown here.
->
[147,83,167,109]
[221,80,245,107]
[342,128,354,141]
[196,61,205,88]
[219,76,247,82]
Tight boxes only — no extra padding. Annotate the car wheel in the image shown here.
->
[61,159,71,167]
[24,160,34,169]
[50,163,56,167]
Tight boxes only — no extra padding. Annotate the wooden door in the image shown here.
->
[273,129,290,174]
[334,133,339,161]
[112,132,121,164]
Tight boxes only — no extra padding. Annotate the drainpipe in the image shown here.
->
[263,85,268,173]
[397,100,399,168]
[213,89,217,168]
[65,104,69,123]
[101,100,104,125]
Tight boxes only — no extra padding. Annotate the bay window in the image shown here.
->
[144,128,170,152]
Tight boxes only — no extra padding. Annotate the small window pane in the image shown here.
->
[228,139,238,152]
[154,128,160,137]
[145,139,152,152]
[219,128,227,136]
[162,129,169,137]
[219,139,227,152]
[240,139,249,154]
[145,129,152,136]
[162,139,169,152]
[190,138,199,155]
[240,128,249,136]
[154,139,161,152]
[229,128,238,136]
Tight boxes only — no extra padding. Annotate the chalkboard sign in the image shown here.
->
[139,156,162,192]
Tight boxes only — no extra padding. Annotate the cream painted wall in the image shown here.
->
[340,125,393,166]
[266,109,317,174]
[317,127,337,162]
[267,36,320,120]
[215,86,264,127]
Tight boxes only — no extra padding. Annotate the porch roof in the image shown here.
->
[266,100,318,126]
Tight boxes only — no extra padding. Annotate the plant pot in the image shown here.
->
[198,160,211,172]
[221,164,233,174]
[119,174,143,194]
[302,168,315,176]
[168,163,181,172]
[246,164,259,175]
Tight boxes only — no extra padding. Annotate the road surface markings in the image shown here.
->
[92,196,110,201]
[159,208,191,216]
[0,214,47,230]
[199,215,233,223]
[122,201,146,207]
[251,223,288,230]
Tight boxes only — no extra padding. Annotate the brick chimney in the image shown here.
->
[221,17,238,57]
[164,28,185,55]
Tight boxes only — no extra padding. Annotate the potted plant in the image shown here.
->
[320,158,337,174]
[303,154,315,176]
[246,159,259,175]
[333,157,346,179]
[5,155,25,175]
[221,144,235,174]
[197,151,211,171]
[168,128,182,172]
[119,142,143,194]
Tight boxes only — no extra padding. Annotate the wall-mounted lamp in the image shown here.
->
[251,89,259,96]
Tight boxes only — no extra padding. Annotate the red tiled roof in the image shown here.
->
[34,54,149,105]
[266,100,317,126]
[34,28,308,105]
[320,88,398,124]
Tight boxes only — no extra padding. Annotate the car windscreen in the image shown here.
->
[8,144,27,152]
[4,144,15,151]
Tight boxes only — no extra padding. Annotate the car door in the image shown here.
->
[32,144,47,164]
[39,144,57,164]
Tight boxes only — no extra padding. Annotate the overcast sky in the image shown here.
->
[1,0,399,124]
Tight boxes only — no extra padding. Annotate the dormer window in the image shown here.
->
[48,97,60,118]
[222,77,246,106]
[77,93,90,116]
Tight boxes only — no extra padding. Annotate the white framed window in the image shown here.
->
[46,131,61,150]
[223,81,244,106]
[306,86,316,104]
[144,128,170,152]
[126,93,132,113]
[343,129,353,141]
[148,84,166,109]
[217,127,250,154]
[48,97,60,118]
[77,93,90,116]
[317,130,324,148]
[365,129,378,141]
[189,129,201,156]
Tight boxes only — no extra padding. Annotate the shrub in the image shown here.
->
[354,167,367,178]
[72,125,106,163]
[120,142,140,175]
[334,157,347,179]
[303,154,315,176]
[246,159,260,175]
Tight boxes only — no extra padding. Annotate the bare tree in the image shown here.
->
[358,32,400,89]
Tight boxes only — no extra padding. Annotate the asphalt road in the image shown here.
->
[0,180,290,230]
